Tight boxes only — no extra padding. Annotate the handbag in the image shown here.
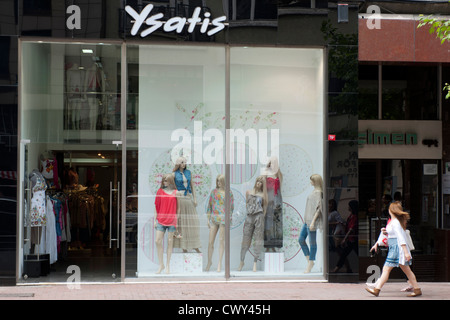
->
[376,231,388,246]
[406,229,415,251]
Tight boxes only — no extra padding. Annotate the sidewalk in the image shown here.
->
[0,280,449,300]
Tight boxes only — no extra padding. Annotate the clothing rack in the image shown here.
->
[66,187,107,249]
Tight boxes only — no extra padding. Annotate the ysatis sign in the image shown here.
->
[66,4,227,36]
[125,4,227,37]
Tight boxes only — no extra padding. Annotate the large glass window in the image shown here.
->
[358,64,439,121]
[19,42,326,282]
[126,45,325,279]
[229,47,325,277]
[358,64,440,121]
[128,44,226,278]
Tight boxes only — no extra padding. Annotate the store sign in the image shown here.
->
[125,4,227,37]
[358,120,442,159]
[358,130,418,146]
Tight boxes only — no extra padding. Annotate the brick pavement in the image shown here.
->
[0,281,449,300]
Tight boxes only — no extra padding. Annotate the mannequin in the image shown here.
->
[172,157,202,253]
[66,63,84,129]
[29,169,48,253]
[263,156,283,251]
[206,174,234,272]
[67,167,79,188]
[238,176,268,272]
[299,174,323,273]
[84,63,105,130]
[154,173,181,274]
[40,151,60,189]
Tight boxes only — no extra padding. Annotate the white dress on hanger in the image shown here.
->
[39,198,58,264]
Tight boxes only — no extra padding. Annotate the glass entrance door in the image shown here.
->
[358,159,442,282]
[19,41,123,283]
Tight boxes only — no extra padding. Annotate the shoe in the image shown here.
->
[407,288,422,297]
[400,285,414,292]
[366,287,380,297]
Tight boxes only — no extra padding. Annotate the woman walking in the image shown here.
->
[366,201,422,297]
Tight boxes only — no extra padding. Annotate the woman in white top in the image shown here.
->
[366,201,422,297]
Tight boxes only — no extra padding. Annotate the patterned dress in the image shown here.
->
[30,171,47,226]
[206,189,234,225]
[264,177,283,249]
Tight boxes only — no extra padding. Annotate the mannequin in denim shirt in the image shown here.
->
[172,157,201,252]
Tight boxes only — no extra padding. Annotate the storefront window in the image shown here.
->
[129,44,226,278]
[19,41,326,282]
[127,45,325,279]
[229,47,325,277]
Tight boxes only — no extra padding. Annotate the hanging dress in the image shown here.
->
[264,177,283,249]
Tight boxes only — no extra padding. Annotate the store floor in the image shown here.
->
[21,243,121,284]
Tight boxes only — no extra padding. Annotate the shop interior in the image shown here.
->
[23,149,123,282]
[20,42,126,282]
[358,159,442,281]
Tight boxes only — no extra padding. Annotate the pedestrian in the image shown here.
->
[328,199,345,250]
[331,200,358,273]
[366,201,422,297]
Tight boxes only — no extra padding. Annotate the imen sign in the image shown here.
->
[358,130,418,146]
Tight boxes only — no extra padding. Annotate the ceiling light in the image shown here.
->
[82,49,93,54]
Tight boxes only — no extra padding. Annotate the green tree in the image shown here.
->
[418,12,450,99]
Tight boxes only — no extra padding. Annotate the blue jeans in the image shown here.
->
[299,223,317,261]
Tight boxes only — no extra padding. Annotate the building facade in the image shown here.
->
[0,0,448,286]
[357,1,450,282]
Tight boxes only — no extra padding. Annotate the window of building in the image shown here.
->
[382,65,438,120]
[358,63,440,121]
[358,64,378,120]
